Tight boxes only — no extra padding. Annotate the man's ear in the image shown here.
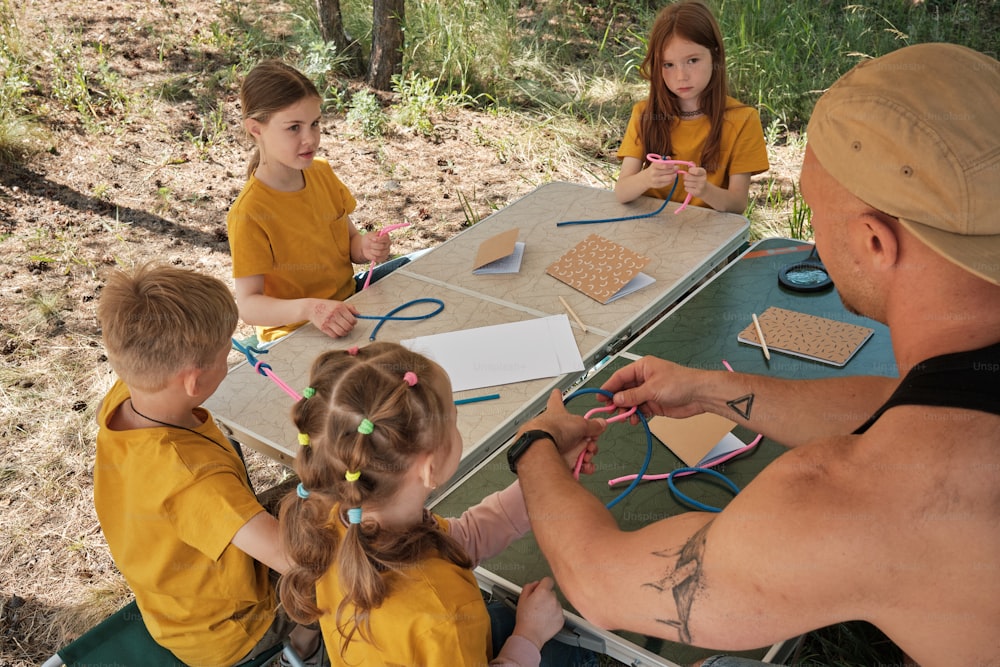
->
[859,211,899,271]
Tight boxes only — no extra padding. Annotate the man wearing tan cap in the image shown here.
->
[510,43,1000,666]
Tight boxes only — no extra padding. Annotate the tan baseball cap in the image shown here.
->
[807,43,1000,285]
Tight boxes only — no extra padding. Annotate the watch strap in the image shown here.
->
[507,429,555,474]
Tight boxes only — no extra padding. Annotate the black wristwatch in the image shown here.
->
[507,429,555,474]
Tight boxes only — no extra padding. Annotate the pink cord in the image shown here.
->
[254,361,303,401]
[607,433,762,486]
[604,358,763,487]
[573,404,637,478]
[361,222,410,291]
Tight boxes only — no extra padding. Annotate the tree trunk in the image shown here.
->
[315,0,364,75]
[368,0,405,91]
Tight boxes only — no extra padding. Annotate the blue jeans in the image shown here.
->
[487,600,600,667]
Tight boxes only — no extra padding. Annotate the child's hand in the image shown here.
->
[682,165,708,198]
[511,577,565,650]
[646,160,680,190]
[307,299,359,338]
[362,231,392,263]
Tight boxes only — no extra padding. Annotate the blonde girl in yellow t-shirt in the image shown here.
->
[615,0,769,212]
[277,342,605,666]
[227,60,394,343]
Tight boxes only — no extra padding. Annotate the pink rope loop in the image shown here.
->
[583,404,637,424]
[403,371,418,387]
[573,404,637,479]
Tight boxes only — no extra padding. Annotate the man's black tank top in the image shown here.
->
[853,340,1000,434]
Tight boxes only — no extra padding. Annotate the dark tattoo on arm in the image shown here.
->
[642,521,713,644]
[727,393,754,420]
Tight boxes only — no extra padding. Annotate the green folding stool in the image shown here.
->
[41,600,299,667]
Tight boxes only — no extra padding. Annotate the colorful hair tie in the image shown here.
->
[297,432,310,446]
[403,371,418,387]
[303,387,316,399]
[357,418,374,435]
[347,346,359,356]
[345,470,361,482]
[296,483,310,499]
[347,507,362,524]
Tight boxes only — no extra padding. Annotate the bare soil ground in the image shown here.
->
[0,1,801,664]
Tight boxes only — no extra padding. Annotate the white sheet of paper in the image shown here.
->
[605,272,655,303]
[698,432,748,467]
[401,315,584,392]
[473,242,525,275]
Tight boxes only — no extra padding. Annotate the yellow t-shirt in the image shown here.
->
[227,158,358,341]
[316,512,493,666]
[616,97,769,208]
[94,380,275,667]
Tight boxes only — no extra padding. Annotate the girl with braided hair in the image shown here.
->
[277,342,603,666]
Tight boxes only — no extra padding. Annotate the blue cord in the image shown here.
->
[555,178,679,227]
[356,297,445,341]
[562,387,653,509]
[563,387,742,512]
[667,467,740,513]
[231,338,272,377]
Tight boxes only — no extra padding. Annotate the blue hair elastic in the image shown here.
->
[347,507,363,524]
[296,482,310,499]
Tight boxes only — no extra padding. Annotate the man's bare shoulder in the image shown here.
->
[710,404,1000,663]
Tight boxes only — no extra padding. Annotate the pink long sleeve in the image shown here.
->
[445,480,530,566]
[490,634,540,667]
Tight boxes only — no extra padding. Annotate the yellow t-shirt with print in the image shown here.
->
[227,158,357,341]
[316,511,493,666]
[94,380,274,667]
[617,96,769,208]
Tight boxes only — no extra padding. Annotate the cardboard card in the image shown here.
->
[737,306,874,367]
[473,228,521,271]
[649,413,739,467]
[546,234,651,304]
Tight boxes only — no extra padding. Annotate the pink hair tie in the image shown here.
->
[403,371,418,387]
[347,346,359,356]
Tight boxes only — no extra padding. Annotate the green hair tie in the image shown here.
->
[303,387,316,399]
[357,418,374,435]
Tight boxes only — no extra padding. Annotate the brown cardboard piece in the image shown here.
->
[648,413,738,467]
[473,228,521,270]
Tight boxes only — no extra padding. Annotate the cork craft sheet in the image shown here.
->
[737,305,874,366]
[545,233,652,304]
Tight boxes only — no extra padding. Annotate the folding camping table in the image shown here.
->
[206,182,750,482]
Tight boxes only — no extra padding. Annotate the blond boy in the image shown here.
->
[95,263,319,666]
